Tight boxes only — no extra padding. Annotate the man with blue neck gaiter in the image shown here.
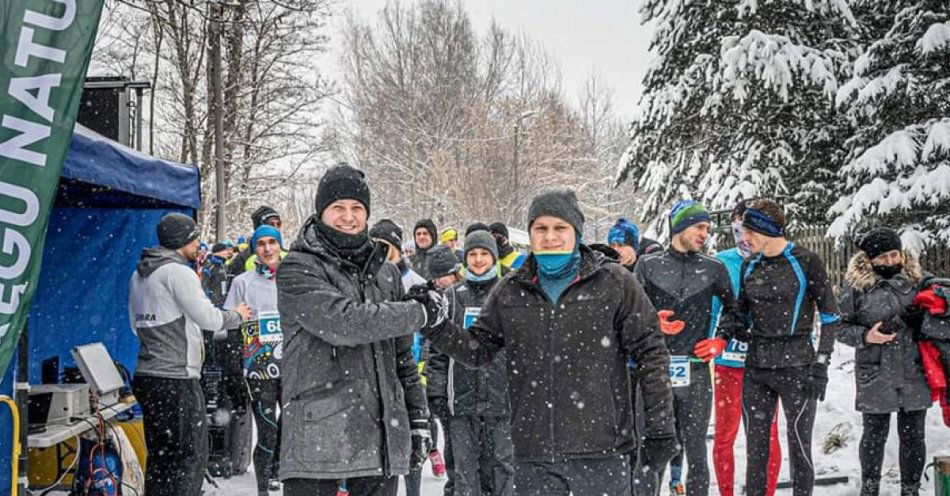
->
[416,189,677,496]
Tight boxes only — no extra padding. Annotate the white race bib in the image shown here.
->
[257,311,283,343]
[669,356,691,388]
[463,307,480,330]
[720,338,748,363]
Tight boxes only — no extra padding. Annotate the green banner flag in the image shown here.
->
[0,0,106,376]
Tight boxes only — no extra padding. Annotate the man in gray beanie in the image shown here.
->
[415,188,677,495]
[129,213,252,496]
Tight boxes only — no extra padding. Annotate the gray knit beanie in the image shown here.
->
[463,230,498,263]
[527,189,585,235]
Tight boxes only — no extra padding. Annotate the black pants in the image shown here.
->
[634,362,710,496]
[284,476,397,496]
[860,409,927,492]
[133,375,209,496]
[742,366,816,496]
[249,378,281,491]
[404,415,452,496]
[514,456,630,496]
[447,415,515,496]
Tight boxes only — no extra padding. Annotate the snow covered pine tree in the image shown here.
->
[617,0,858,230]
[829,1,950,246]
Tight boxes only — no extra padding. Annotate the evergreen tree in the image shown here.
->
[828,1,950,246]
[618,0,857,233]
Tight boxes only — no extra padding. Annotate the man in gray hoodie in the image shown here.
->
[129,213,251,496]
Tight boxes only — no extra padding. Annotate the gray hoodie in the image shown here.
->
[129,247,242,379]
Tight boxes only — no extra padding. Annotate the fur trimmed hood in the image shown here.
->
[845,250,922,291]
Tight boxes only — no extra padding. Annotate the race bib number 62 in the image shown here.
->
[669,356,691,388]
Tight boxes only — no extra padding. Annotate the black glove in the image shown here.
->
[879,315,904,335]
[409,419,432,471]
[410,290,449,332]
[638,435,679,472]
[806,361,829,401]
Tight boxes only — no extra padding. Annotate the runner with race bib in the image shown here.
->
[224,225,285,496]
[633,200,745,496]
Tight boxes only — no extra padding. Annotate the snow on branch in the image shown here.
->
[917,21,950,56]
[719,30,839,102]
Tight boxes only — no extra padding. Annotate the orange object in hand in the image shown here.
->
[658,310,685,335]
[693,338,727,362]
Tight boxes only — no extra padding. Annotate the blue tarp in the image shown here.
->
[0,125,199,495]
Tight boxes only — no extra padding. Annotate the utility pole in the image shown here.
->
[210,0,226,240]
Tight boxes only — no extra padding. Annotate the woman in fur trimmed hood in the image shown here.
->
[837,227,931,496]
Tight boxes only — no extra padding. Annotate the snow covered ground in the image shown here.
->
[50,345,950,496]
[201,345,950,496]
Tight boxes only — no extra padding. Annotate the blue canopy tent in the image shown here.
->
[0,125,200,494]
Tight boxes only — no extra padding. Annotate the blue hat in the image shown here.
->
[607,218,641,251]
[237,236,246,244]
[199,242,208,251]
[223,239,235,248]
[669,200,711,235]
[250,225,283,250]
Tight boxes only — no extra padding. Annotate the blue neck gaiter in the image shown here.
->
[465,266,497,282]
[535,245,581,303]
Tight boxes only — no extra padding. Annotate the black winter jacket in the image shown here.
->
[837,251,931,414]
[276,216,428,480]
[634,248,742,357]
[424,245,675,462]
[428,276,510,418]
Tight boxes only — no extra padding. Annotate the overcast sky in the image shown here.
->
[319,0,655,121]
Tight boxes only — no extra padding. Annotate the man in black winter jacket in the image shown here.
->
[410,218,438,279]
[417,189,676,496]
[633,200,743,496]
[276,164,446,496]
[428,230,514,496]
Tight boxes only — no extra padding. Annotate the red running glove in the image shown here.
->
[658,310,685,335]
[914,286,948,316]
[693,338,727,363]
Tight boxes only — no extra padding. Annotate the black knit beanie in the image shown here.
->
[489,222,509,240]
[427,244,461,278]
[315,163,371,217]
[465,222,490,236]
[527,189,585,235]
[157,213,199,250]
[370,219,403,251]
[251,205,280,229]
[857,227,902,260]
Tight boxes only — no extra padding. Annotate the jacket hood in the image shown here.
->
[137,246,188,277]
[845,249,922,291]
[413,219,438,250]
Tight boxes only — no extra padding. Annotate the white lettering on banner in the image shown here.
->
[9,74,61,122]
[0,180,41,227]
[0,229,31,280]
[23,0,77,31]
[15,26,66,67]
[0,282,28,315]
[0,115,50,166]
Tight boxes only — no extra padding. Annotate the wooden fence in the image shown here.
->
[712,222,950,286]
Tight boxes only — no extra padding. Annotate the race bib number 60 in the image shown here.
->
[669,356,691,388]
[257,311,283,343]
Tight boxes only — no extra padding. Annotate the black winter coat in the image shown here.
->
[634,248,742,356]
[424,245,675,462]
[428,276,510,418]
[276,217,428,480]
[837,251,931,414]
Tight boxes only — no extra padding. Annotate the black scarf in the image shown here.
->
[313,219,374,269]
